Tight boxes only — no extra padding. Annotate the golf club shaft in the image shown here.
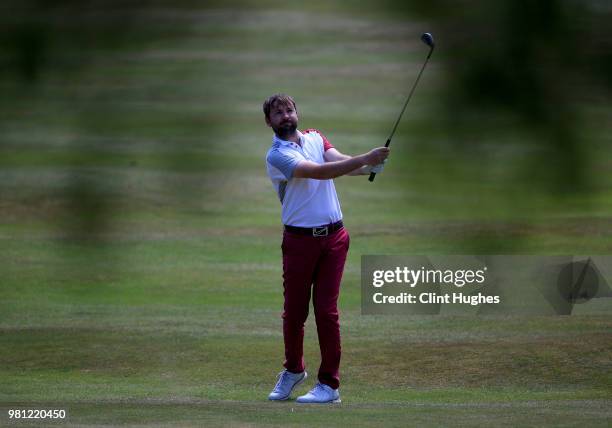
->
[369,47,433,182]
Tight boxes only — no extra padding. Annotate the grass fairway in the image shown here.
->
[1,2,612,426]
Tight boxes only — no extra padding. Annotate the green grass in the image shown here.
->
[1,1,612,426]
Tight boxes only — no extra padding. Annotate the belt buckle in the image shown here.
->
[313,226,328,237]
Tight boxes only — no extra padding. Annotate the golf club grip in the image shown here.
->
[368,138,391,182]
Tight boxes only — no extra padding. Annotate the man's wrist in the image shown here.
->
[354,154,368,167]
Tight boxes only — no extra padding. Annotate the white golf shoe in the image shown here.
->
[268,370,307,401]
[296,382,341,404]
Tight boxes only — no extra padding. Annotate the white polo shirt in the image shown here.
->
[266,129,343,227]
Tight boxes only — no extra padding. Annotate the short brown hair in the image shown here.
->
[263,94,297,120]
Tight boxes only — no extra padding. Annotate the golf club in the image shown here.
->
[369,32,435,182]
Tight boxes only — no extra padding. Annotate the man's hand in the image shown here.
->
[368,159,387,174]
[363,147,390,166]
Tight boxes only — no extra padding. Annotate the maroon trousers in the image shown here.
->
[281,227,350,390]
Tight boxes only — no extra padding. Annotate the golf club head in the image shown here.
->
[421,32,435,48]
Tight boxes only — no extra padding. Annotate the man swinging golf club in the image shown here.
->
[263,94,389,403]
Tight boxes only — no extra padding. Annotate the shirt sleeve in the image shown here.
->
[267,149,302,180]
[303,128,335,152]
[316,130,334,151]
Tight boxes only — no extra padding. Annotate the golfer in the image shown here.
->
[263,94,389,403]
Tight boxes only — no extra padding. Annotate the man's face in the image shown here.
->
[266,101,298,140]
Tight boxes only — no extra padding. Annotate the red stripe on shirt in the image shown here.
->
[302,128,335,151]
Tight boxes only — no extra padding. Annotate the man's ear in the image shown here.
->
[265,116,272,127]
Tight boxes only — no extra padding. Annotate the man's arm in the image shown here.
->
[293,147,389,180]
[324,148,369,176]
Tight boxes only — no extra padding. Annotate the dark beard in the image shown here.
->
[273,122,298,140]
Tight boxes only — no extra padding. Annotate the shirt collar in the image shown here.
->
[273,130,304,147]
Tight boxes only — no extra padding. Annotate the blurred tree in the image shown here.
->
[0,0,184,242]
[403,0,612,194]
